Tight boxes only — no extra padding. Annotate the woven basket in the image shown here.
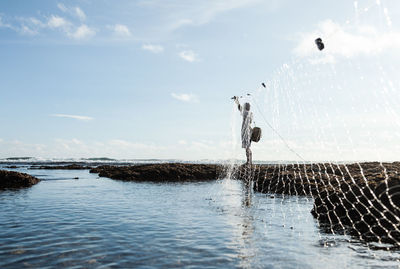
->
[251,127,262,142]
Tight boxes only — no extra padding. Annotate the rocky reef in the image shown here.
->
[90,163,222,182]
[0,170,41,189]
[234,162,400,245]
[29,164,93,170]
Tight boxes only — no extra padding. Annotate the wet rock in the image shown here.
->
[90,163,223,182]
[0,170,40,189]
[234,162,400,245]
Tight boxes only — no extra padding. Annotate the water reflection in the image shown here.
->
[218,179,256,268]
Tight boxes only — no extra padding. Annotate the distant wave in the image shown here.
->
[80,157,117,161]
[0,157,226,165]
[5,157,34,160]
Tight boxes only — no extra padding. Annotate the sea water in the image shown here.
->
[0,163,399,268]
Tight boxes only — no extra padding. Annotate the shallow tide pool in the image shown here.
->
[0,166,399,268]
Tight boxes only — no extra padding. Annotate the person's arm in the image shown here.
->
[233,97,242,113]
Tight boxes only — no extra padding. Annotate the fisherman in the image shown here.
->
[233,96,253,166]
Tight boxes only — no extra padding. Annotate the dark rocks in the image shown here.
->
[29,164,92,170]
[242,162,400,246]
[90,163,222,182]
[5,157,32,160]
[0,170,40,189]
[250,162,399,196]
[311,178,400,244]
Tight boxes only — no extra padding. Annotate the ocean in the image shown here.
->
[0,161,399,268]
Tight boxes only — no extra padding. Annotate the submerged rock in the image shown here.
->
[90,163,223,182]
[0,170,40,189]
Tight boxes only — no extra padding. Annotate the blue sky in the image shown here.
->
[1,0,400,161]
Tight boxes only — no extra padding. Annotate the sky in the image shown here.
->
[1,0,400,161]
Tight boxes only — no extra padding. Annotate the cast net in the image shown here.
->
[225,0,400,251]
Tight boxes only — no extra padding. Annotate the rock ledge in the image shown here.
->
[90,163,222,182]
[0,170,40,189]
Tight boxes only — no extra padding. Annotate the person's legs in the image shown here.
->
[249,148,252,165]
[246,147,252,165]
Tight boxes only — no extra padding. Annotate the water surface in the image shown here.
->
[0,165,399,268]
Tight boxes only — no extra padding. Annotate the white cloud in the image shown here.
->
[29,17,43,26]
[139,0,264,31]
[51,114,94,121]
[109,139,134,147]
[189,141,213,151]
[179,50,199,62]
[19,25,38,35]
[9,14,96,40]
[75,7,86,21]
[293,20,400,62]
[194,0,261,25]
[57,3,68,12]
[169,19,193,30]
[68,24,96,39]
[108,139,165,151]
[0,140,47,157]
[113,24,131,37]
[171,93,198,102]
[53,138,89,152]
[0,16,8,28]
[71,138,83,145]
[0,13,96,41]
[107,139,167,157]
[57,4,86,21]
[47,15,69,29]
[13,16,48,35]
[47,14,95,40]
[142,44,164,53]
[5,138,168,159]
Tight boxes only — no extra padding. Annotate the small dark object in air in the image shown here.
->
[251,127,262,142]
[262,83,266,88]
[315,38,324,50]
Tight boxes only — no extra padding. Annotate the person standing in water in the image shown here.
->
[233,96,253,166]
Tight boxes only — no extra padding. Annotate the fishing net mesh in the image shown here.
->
[224,0,400,250]
[223,161,400,250]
